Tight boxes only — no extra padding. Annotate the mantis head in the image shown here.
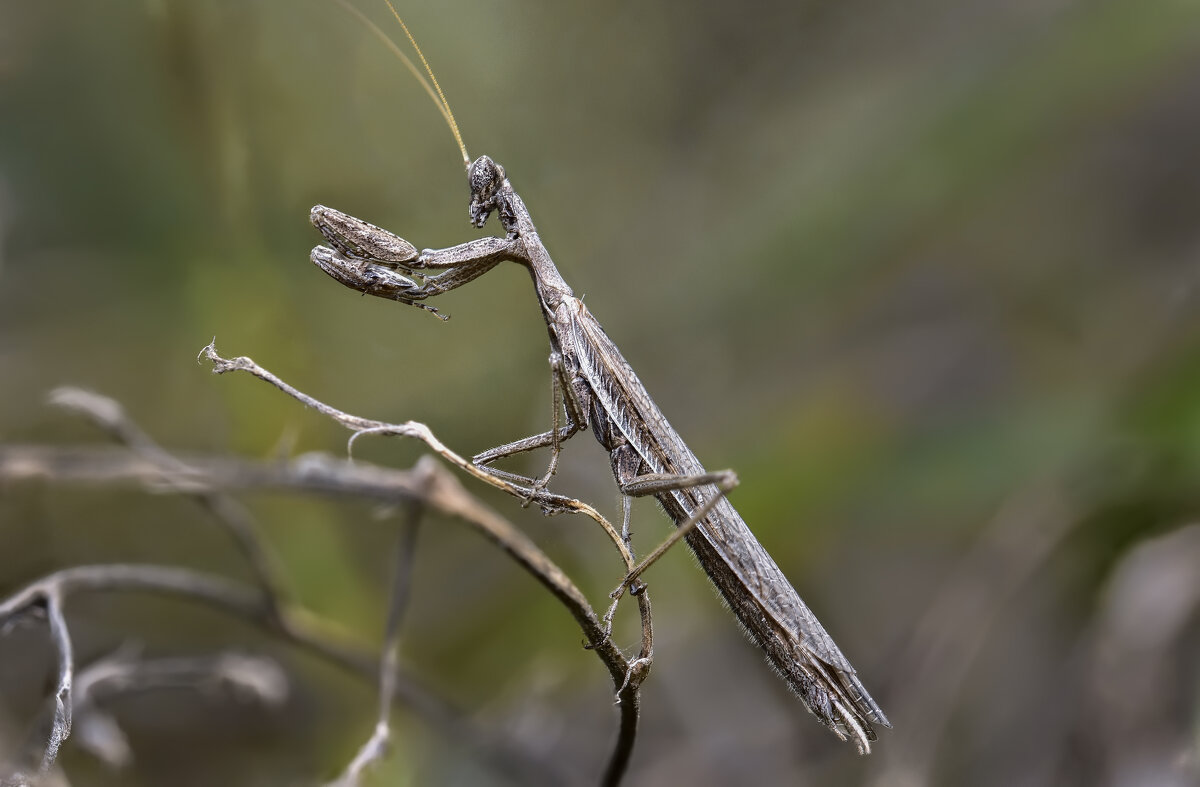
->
[468,155,507,229]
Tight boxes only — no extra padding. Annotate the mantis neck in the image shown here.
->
[500,187,575,314]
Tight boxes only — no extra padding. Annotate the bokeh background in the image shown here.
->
[2,0,1200,784]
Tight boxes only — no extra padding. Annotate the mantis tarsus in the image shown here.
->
[309,6,889,754]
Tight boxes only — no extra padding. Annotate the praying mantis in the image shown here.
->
[310,2,889,753]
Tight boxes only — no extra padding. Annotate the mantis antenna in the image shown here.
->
[329,0,471,168]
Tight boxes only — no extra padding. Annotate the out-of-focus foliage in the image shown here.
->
[1,0,1199,784]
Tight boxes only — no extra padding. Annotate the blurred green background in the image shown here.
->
[2,0,1200,784]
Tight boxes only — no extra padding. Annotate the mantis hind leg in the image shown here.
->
[612,463,740,595]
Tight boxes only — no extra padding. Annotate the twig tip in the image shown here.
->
[198,338,218,365]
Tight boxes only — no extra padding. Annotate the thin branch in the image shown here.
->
[0,568,253,776]
[379,497,424,724]
[0,444,459,499]
[198,340,632,562]
[0,443,627,672]
[41,591,72,774]
[329,479,427,787]
[602,589,652,787]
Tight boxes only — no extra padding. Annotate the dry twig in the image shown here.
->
[328,489,426,786]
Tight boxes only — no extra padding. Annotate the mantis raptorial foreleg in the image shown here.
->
[410,237,518,269]
[311,207,518,311]
[312,205,586,493]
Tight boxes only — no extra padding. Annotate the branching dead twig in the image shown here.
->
[196,340,630,548]
[198,340,656,784]
[0,563,564,785]
[0,566,257,777]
